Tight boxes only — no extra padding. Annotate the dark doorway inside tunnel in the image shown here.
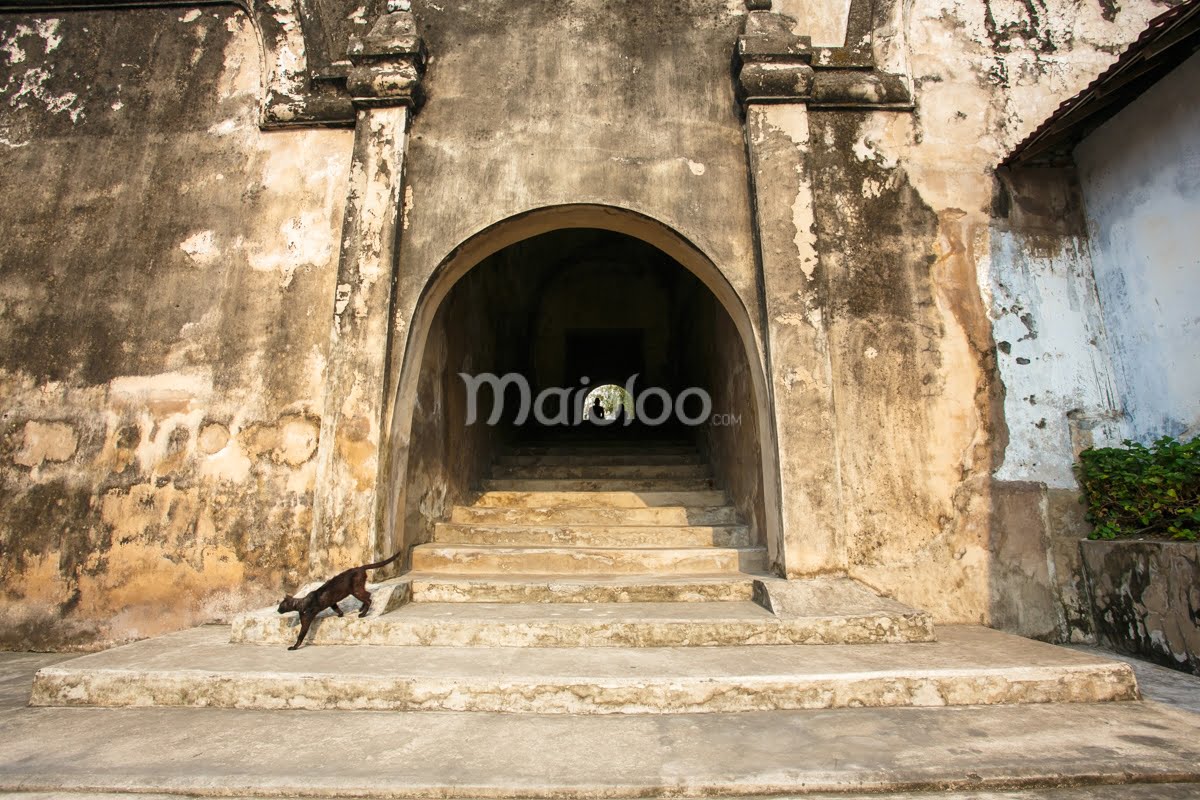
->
[398,224,770,561]
[564,329,644,387]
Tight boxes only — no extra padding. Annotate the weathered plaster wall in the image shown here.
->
[687,290,768,545]
[0,0,1177,649]
[983,168,1125,641]
[0,7,352,649]
[403,265,504,554]
[794,0,1167,631]
[1075,50,1200,445]
[775,0,851,46]
[393,0,763,364]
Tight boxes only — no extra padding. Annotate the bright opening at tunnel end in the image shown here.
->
[459,372,741,427]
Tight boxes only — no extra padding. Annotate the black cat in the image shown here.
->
[276,550,402,650]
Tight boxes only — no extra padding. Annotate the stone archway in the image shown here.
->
[378,205,787,575]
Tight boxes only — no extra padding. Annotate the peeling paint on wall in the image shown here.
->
[1076,51,1200,444]
[0,7,352,650]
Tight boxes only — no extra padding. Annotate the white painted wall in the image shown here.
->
[1075,50,1200,444]
[986,232,1122,488]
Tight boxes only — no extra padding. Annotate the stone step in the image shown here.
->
[31,626,1139,714]
[410,543,767,575]
[450,503,741,526]
[508,444,698,456]
[231,597,933,648]
[433,522,753,548]
[491,463,711,479]
[405,573,760,603]
[498,453,706,466]
[471,489,730,508]
[483,477,717,491]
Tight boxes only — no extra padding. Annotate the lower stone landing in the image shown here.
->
[31,623,1137,713]
[23,569,1179,798]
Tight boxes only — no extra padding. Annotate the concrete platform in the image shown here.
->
[31,625,1138,713]
[231,595,934,647]
[2,700,1199,797]
[7,628,1200,800]
[7,787,1200,800]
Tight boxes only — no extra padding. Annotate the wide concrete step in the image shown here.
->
[498,453,706,466]
[450,503,741,526]
[433,522,752,548]
[492,463,710,479]
[410,543,767,575]
[8,687,1200,800]
[406,573,760,603]
[472,489,730,508]
[232,598,933,648]
[34,626,1141,715]
[483,477,716,491]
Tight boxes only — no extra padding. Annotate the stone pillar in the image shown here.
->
[734,6,912,576]
[309,9,425,572]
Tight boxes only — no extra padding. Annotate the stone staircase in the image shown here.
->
[31,437,1144,719]
[408,438,768,598]
[227,437,936,649]
[20,437,1200,797]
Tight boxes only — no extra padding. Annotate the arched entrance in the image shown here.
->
[380,205,784,575]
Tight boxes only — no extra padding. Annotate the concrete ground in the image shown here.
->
[7,789,1200,800]
[1,643,1199,799]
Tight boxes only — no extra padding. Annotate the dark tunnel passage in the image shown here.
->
[401,228,768,554]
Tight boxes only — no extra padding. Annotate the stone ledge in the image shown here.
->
[407,573,760,603]
[31,625,1136,713]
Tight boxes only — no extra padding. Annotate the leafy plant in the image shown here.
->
[1076,436,1199,541]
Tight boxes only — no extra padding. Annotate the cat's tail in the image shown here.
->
[362,550,404,571]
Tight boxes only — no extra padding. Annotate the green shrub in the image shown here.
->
[1076,436,1199,541]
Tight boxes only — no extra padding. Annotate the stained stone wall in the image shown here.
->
[0,7,352,649]
[0,0,1175,649]
[1082,541,1200,675]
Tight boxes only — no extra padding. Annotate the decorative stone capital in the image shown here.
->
[738,63,815,103]
[347,10,427,109]
[734,12,813,105]
[733,10,911,110]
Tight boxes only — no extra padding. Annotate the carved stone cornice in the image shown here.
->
[0,0,430,125]
[734,6,912,111]
[346,8,426,109]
